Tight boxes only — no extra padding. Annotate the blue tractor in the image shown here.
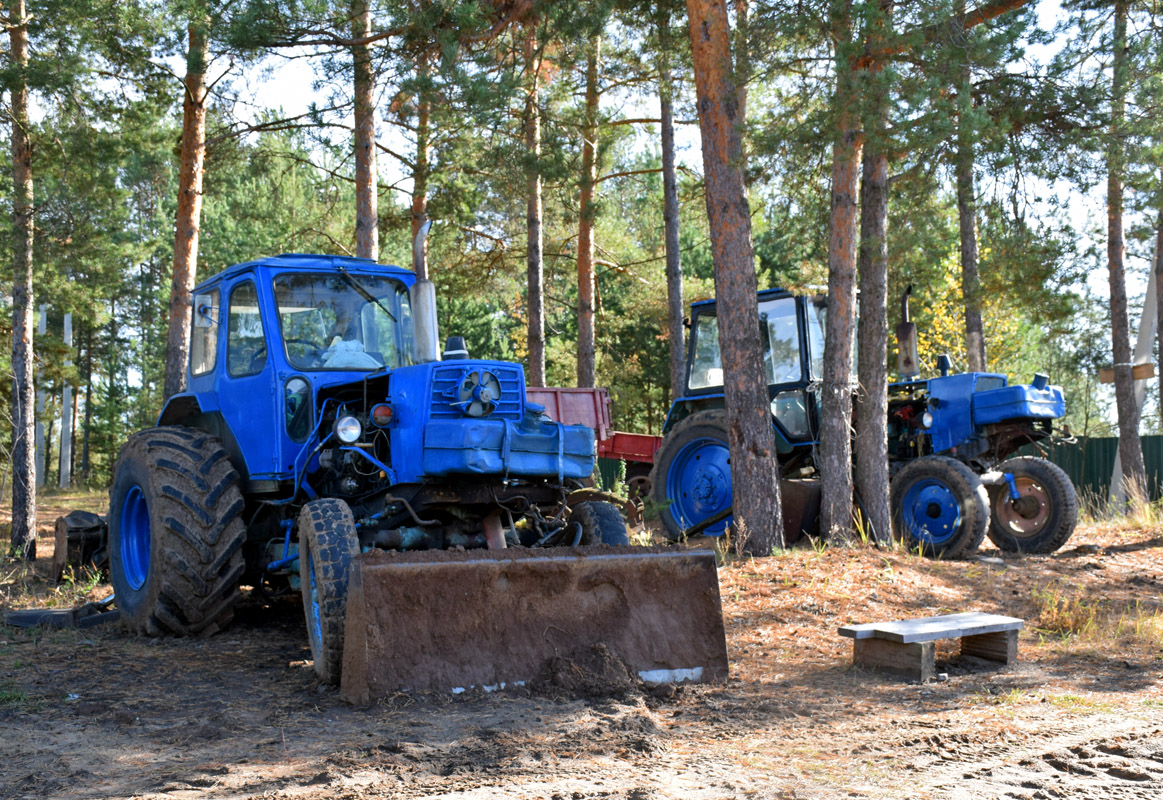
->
[108,253,691,686]
[649,287,1079,558]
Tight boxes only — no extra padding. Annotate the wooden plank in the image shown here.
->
[961,629,1019,664]
[852,638,935,682]
[1099,363,1155,384]
[839,612,1023,643]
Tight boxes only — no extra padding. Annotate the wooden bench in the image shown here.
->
[838,612,1024,682]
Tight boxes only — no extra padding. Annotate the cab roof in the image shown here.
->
[195,253,416,292]
[689,286,793,310]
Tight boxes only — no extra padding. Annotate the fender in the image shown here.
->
[156,393,251,484]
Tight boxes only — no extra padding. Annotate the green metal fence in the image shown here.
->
[1024,435,1163,504]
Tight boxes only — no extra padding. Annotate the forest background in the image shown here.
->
[0,0,1160,496]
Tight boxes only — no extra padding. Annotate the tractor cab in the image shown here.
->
[668,288,827,450]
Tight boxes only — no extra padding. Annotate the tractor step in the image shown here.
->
[339,546,729,702]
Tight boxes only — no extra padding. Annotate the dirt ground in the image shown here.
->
[2,496,1162,799]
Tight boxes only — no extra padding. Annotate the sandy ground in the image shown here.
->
[1,504,1162,799]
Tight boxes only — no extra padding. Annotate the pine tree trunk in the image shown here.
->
[733,0,748,141]
[854,0,892,546]
[8,0,37,559]
[353,0,379,261]
[1156,207,1163,430]
[524,27,545,387]
[659,12,685,400]
[163,17,209,401]
[82,326,93,484]
[686,0,783,554]
[1107,0,1147,504]
[819,0,862,541]
[576,38,600,388]
[955,0,985,373]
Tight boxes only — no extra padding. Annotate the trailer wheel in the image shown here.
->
[299,498,359,684]
[571,501,630,545]
[650,409,732,540]
[890,456,988,559]
[108,426,246,636]
[986,456,1079,554]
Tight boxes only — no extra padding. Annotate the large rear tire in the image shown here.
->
[298,498,359,685]
[108,426,246,636]
[570,501,629,545]
[890,456,988,559]
[986,456,1079,554]
[650,409,733,541]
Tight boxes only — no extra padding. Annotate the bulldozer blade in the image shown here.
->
[340,547,728,703]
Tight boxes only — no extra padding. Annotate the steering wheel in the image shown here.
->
[248,339,324,371]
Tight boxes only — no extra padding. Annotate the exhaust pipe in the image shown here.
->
[896,285,919,380]
[410,220,440,364]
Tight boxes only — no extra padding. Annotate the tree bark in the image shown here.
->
[686,0,783,553]
[524,26,545,387]
[8,0,36,558]
[855,0,892,546]
[353,0,379,261]
[1107,0,1147,504]
[819,0,862,541]
[163,17,210,401]
[411,50,431,278]
[733,0,748,146]
[955,0,986,372]
[576,37,600,388]
[1156,206,1163,430]
[659,11,685,400]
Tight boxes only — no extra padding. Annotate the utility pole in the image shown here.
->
[59,313,73,489]
[1110,268,1159,505]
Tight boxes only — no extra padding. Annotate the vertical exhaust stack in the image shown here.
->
[411,220,440,364]
[896,285,919,381]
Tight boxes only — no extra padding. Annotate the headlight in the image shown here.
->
[334,415,363,443]
[921,411,934,428]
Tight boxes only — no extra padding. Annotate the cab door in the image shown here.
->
[218,279,282,482]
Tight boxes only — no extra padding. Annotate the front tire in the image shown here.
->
[108,426,246,635]
[571,501,629,546]
[650,410,733,541]
[298,499,359,684]
[986,456,1079,554]
[890,456,988,559]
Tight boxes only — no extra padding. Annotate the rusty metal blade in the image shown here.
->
[340,547,728,702]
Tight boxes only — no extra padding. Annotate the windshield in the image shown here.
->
[688,296,807,392]
[273,272,413,371]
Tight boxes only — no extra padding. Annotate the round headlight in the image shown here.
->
[334,415,363,444]
[921,411,934,428]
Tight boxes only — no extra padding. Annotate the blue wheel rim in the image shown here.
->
[901,478,962,546]
[665,436,733,536]
[120,485,151,591]
[306,549,323,653]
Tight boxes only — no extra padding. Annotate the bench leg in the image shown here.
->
[961,629,1019,664]
[853,639,935,682]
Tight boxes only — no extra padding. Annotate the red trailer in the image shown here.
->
[526,387,661,498]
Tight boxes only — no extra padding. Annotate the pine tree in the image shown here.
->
[685,0,783,553]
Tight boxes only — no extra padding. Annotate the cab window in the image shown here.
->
[688,313,722,391]
[190,288,220,376]
[227,282,267,376]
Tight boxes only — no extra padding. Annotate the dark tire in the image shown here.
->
[890,456,988,559]
[298,498,359,684]
[986,456,1079,554]
[570,501,629,546]
[108,426,246,636]
[650,409,732,541]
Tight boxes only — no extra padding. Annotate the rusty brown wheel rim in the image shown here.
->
[994,477,1051,536]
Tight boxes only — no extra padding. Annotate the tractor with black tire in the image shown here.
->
[107,253,728,695]
[649,287,1078,558]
